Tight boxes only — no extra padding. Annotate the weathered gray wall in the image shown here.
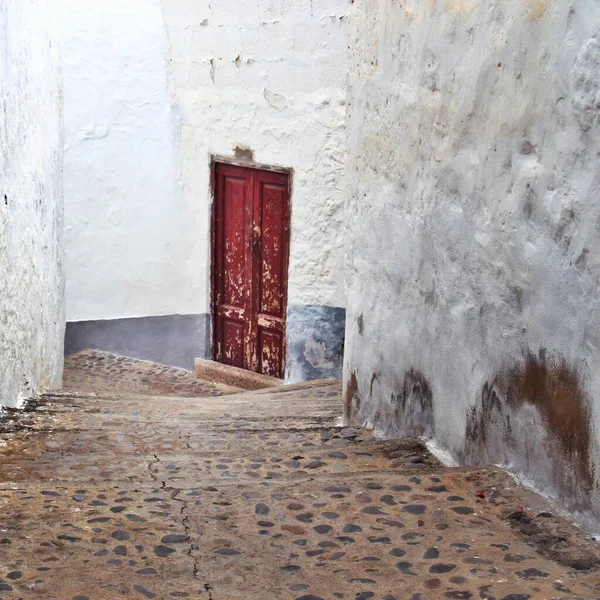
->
[0,0,65,407]
[286,305,346,382]
[345,0,600,527]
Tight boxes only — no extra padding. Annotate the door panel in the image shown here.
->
[259,329,284,378]
[253,171,289,378]
[258,182,286,316]
[220,319,245,369]
[213,165,253,369]
[213,163,290,378]
[221,176,247,309]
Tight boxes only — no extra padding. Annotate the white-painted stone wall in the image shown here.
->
[345,0,600,528]
[60,0,191,321]
[0,0,64,407]
[161,0,347,310]
[61,0,347,321]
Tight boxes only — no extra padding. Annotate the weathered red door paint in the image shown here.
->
[213,163,290,378]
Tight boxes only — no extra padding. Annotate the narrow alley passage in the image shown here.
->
[0,352,598,599]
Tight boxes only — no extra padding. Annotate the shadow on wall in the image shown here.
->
[345,349,595,517]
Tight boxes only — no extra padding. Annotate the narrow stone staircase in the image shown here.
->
[0,351,597,599]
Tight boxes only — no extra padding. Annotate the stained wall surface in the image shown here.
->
[61,0,347,376]
[345,0,600,527]
[0,0,65,407]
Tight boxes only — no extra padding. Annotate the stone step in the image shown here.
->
[193,358,283,391]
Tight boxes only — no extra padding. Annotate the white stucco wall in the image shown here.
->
[162,0,347,311]
[60,0,196,321]
[62,0,347,322]
[0,0,64,407]
[346,0,600,527]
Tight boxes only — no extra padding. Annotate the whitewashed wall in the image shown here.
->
[0,0,64,407]
[345,0,600,528]
[60,0,193,321]
[61,0,348,375]
[161,0,347,310]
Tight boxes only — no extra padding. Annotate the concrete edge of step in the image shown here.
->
[194,358,284,391]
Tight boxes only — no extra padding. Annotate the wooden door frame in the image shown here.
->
[209,156,293,373]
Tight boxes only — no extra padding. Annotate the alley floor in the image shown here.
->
[0,353,599,599]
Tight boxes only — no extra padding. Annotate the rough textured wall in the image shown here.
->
[0,0,64,407]
[162,0,347,309]
[345,0,600,527]
[286,305,346,381]
[161,0,348,379]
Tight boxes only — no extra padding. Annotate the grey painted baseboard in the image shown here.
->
[285,305,346,383]
[65,314,210,370]
[65,306,346,380]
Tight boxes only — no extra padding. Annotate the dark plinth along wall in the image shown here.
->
[65,307,346,380]
[65,314,210,370]
[285,305,346,383]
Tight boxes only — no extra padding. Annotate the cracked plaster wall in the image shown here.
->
[0,0,65,407]
[345,0,600,528]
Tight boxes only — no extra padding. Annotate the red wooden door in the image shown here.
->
[213,163,290,378]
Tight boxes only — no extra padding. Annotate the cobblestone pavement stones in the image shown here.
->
[63,350,242,397]
[0,359,598,598]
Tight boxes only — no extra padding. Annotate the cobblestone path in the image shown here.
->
[0,353,599,598]
[63,350,241,397]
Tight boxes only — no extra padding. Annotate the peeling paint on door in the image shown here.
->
[213,162,290,378]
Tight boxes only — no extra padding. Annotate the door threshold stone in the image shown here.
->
[194,358,283,391]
